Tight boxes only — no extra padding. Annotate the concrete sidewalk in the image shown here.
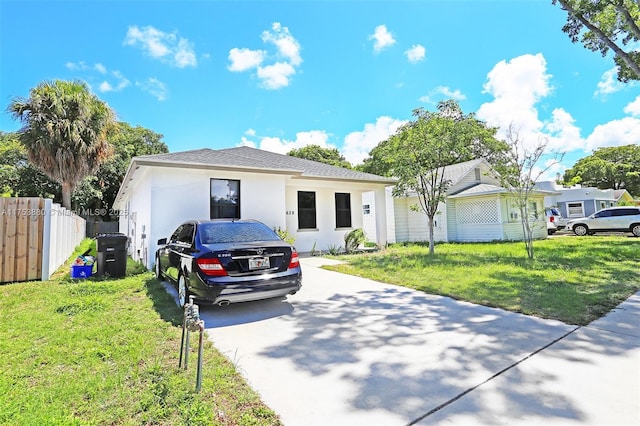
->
[195,257,639,425]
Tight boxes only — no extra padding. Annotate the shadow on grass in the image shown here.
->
[143,276,183,327]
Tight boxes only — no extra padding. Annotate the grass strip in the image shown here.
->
[324,236,640,325]
[0,239,281,426]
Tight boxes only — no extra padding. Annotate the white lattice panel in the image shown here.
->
[456,199,499,224]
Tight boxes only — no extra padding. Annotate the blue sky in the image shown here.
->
[1,0,639,180]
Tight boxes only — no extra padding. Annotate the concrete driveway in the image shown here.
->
[179,257,640,425]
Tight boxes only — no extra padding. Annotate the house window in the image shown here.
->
[529,201,539,219]
[474,168,481,181]
[335,193,352,228]
[210,179,240,219]
[363,204,371,215]
[567,202,584,217]
[298,191,317,229]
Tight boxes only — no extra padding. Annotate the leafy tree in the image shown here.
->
[553,0,640,82]
[0,131,60,199]
[359,100,507,177]
[562,145,640,196]
[73,122,168,216]
[287,145,352,169]
[490,126,563,260]
[374,100,505,255]
[8,80,117,208]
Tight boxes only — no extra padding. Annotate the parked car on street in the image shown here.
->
[566,206,640,237]
[545,207,566,234]
[155,219,302,307]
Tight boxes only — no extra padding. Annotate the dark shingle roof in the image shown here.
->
[134,146,396,183]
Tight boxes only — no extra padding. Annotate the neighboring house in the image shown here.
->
[536,181,617,218]
[112,146,396,269]
[389,158,549,243]
[614,189,640,206]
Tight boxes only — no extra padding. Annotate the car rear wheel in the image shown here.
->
[178,274,190,307]
[573,224,589,236]
[632,224,640,237]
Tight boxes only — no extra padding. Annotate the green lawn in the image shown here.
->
[324,236,640,325]
[0,239,281,426]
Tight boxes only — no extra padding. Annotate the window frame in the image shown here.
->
[335,192,352,229]
[297,191,317,230]
[210,178,241,219]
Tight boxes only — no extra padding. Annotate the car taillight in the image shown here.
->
[550,216,555,223]
[196,258,228,276]
[288,251,300,269]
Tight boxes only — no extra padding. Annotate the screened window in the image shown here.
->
[567,202,584,217]
[335,193,352,228]
[298,191,317,229]
[211,179,240,219]
[474,168,481,181]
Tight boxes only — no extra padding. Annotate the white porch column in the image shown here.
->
[374,186,395,246]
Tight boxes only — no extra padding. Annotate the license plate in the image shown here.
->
[248,257,270,270]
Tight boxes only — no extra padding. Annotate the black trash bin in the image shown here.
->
[96,233,128,278]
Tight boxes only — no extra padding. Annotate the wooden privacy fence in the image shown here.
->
[0,197,85,283]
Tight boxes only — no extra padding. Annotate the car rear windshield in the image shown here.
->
[198,222,282,244]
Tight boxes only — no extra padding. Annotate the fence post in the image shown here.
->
[40,199,52,281]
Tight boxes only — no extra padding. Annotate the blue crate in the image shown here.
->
[71,265,93,278]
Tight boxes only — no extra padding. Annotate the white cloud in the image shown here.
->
[543,108,584,152]
[256,62,296,90]
[369,25,396,53]
[65,61,108,74]
[405,44,425,63]
[99,81,113,92]
[419,86,466,103]
[137,77,168,101]
[594,67,626,97]
[624,95,640,116]
[228,48,265,71]
[477,53,556,147]
[585,117,640,150]
[245,128,256,136]
[228,22,302,89]
[248,130,331,154]
[343,116,406,165]
[261,22,302,66]
[124,25,197,68]
[66,62,129,94]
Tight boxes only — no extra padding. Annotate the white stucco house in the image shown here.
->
[112,146,397,269]
[373,158,550,243]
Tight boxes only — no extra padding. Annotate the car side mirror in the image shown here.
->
[157,238,167,245]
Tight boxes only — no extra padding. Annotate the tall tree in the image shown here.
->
[562,145,640,196]
[375,100,505,255]
[360,100,506,177]
[8,80,116,208]
[0,131,60,199]
[553,0,640,82]
[287,145,352,169]
[490,126,563,260]
[72,122,169,216]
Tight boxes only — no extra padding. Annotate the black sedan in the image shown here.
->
[155,219,302,307]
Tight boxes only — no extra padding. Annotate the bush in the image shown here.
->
[274,227,296,245]
[344,228,366,253]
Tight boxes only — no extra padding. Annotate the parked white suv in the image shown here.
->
[566,206,640,237]
[545,207,566,235]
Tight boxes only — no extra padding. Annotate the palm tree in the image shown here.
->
[8,80,116,209]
